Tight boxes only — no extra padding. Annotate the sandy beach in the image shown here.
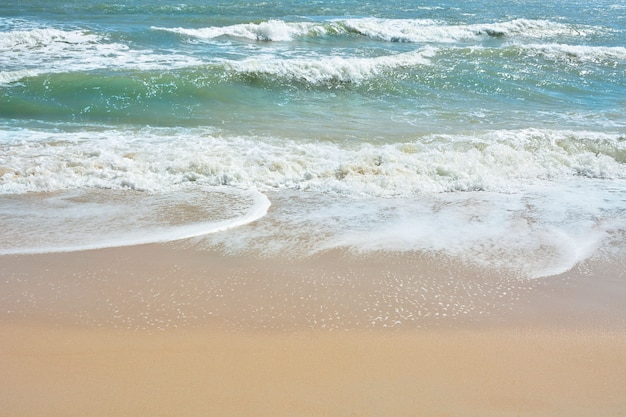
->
[1,242,625,417]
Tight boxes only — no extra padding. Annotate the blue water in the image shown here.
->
[1,0,625,277]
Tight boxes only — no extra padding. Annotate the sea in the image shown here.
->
[1,0,625,279]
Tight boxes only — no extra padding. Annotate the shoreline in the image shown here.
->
[1,241,625,331]
[1,242,626,416]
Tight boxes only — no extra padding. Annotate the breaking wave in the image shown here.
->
[223,48,435,84]
[1,127,624,197]
[153,18,603,43]
[0,26,203,85]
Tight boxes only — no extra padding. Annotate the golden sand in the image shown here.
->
[1,244,625,416]
[1,322,626,417]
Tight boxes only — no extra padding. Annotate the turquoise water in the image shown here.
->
[1,0,625,278]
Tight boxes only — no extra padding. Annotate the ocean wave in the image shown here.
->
[152,20,328,42]
[519,43,626,64]
[0,69,40,85]
[338,18,587,43]
[1,127,623,196]
[153,18,601,43]
[0,27,102,50]
[0,26,203,85]
[3,19,616,88]
[223,48,435,84]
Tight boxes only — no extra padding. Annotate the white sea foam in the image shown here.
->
[1,127,624,196]
[311,183,623,278]
[0,27,102,50]
[223,48,435,83]
[520,43,626,63]
[0,127,620,195]
[0,187,270,255]
[153,20,324,42]
[199,182,626,279]
[0,26,203,85]
[341,18,601,43]
[154,18,600,44]
[0,69,40,85]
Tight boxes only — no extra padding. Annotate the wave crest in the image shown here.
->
[153,19,325,42]
[224,48,435,84]
[1,128,624,196]
[0,26,203,85]
[153,18,600,43]
[521,43,626,63]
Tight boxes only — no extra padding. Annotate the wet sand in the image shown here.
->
[1,243,626,416]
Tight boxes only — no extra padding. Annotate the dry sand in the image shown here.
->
[1,243,625,417]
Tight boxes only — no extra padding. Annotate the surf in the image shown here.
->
[0,187,270,255]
